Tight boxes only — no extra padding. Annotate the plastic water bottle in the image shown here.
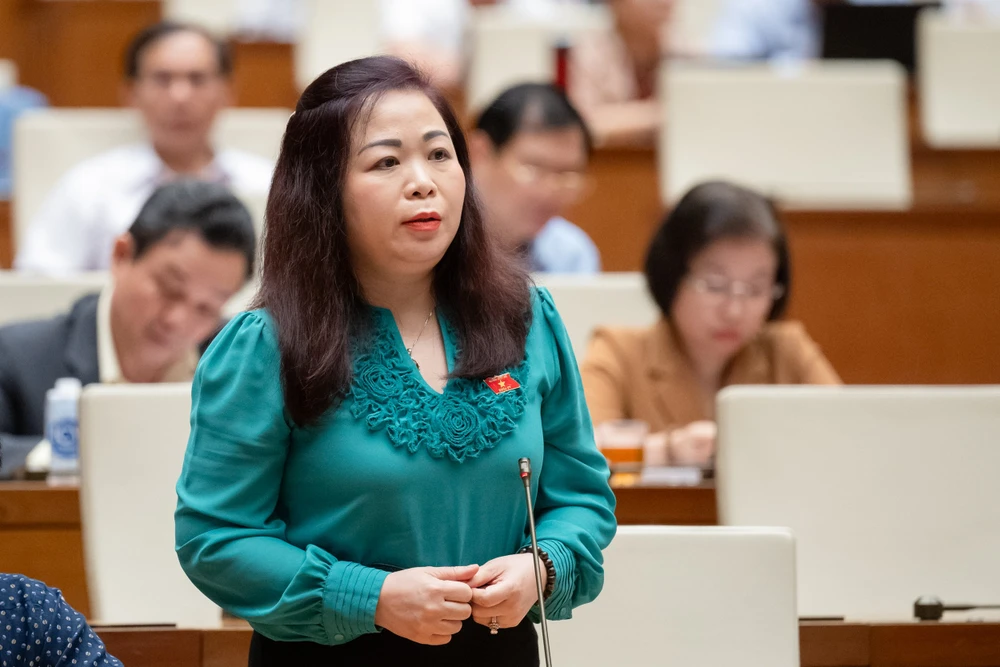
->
[46,377,82,484]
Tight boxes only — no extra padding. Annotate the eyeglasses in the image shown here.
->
[688,274,785,305]
[504,158,589,195]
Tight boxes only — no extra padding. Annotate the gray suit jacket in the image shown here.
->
[0,293,100,478]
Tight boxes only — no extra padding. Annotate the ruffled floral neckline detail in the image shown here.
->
[348,312,528,463]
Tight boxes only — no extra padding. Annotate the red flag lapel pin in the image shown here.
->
[485,373,520,394]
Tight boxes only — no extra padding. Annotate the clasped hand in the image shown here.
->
[374,554,543,645]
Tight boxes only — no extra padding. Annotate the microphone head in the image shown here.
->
[518,457,531,479]
[914,596,944,621]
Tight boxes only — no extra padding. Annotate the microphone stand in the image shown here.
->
[519,457,553,667]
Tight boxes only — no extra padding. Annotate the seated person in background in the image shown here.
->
[707,0,1000,63]
[15,21,272,274]
[709,0,825,62]
[381,0,470,91]
[469,83,600,273]
[0,181,255,478]
[581,181,839,467]
[570,0,674,145]
[0,443,124,664]
[232,0,469,88]
[0,83,48,199]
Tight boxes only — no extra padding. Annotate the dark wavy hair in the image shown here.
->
[255,56,532,426]
[645,180,791,321]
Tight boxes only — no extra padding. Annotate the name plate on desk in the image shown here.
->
[640,466,704,487]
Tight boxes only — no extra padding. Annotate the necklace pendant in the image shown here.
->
[404,308,434,373]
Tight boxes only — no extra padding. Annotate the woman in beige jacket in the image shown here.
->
[581,181,840,467]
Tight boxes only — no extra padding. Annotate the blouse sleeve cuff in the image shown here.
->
[528,538,578,621]
[321,561,390,644]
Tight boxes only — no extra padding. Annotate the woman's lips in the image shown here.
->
[403,212,442,232]
[712,330,742,343]
[403,220,441,232]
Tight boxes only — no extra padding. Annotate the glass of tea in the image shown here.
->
[595,420,648,472]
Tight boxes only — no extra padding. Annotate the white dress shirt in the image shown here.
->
[15,143,273,275]
[380,0,469,59]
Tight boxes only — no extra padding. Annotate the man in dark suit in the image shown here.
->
[0,180,256,478]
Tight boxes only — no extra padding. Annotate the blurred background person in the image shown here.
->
[470,82,598,273]
[14,21,272,275]
[0,81,47,200]
[570,0,675,145]
[229,0,469,87]
[708,0,1000,63]
[0,181,255,479]
[581,181,840,468]
[381,0,470,91]
[0,442,124,665]
[0,573,123,666]
[709,0,824,62]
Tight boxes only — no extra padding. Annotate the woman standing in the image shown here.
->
[174,56,616,665]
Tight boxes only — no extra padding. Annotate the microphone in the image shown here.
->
[914,596,1000,621]
[519,457,553,667]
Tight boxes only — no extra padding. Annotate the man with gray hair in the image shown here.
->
[14,20,272,274]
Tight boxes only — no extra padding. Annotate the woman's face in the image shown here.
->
[343,90,467,281]
[670,237,780,366]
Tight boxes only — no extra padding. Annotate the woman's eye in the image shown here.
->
[430,148,450,161]
[376,156,399,169]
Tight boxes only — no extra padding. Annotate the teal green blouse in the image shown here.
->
[174,287,616,645]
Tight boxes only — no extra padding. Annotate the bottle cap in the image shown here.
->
[53,377,83,396]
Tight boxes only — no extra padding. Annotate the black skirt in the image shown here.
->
[248,618,540,667]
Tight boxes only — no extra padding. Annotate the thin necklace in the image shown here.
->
[405,309,435,370]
